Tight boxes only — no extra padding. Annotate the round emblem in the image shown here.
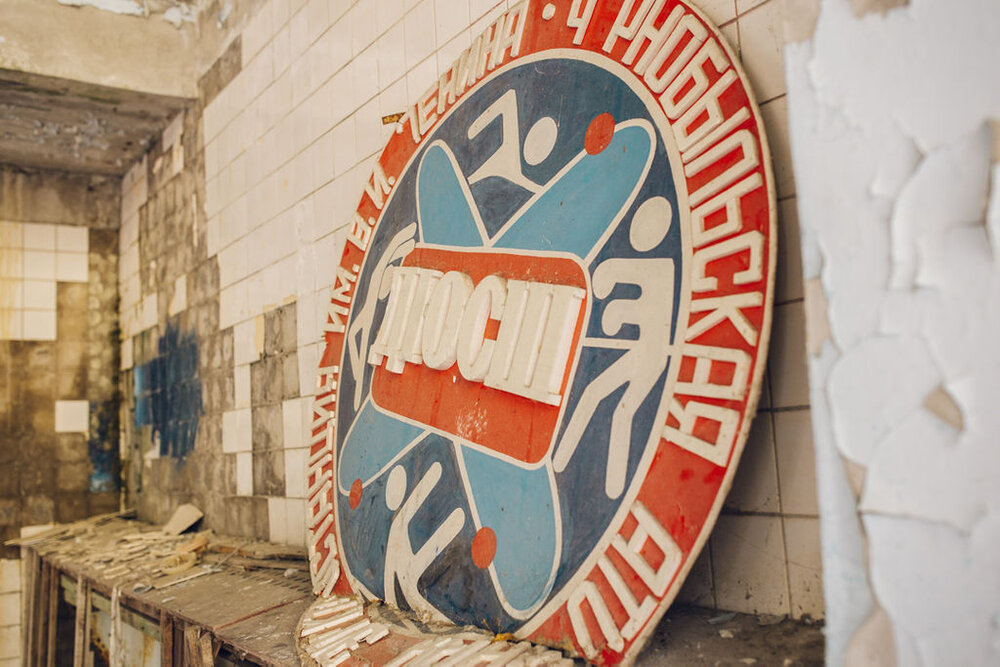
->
[306,2,775,663]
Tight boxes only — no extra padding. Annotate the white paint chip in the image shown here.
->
[55,400,89,433]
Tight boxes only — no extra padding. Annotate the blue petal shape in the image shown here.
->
[417,142,485,247]
[495,124,653,258]
[460,447,558,613]
[338,401,426,491]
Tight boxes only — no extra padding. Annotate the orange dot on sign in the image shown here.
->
[349,478,363,509]
[584,113,615,155]
[471,527,497,569]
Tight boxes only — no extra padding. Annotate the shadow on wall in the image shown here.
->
[133,322,201,459]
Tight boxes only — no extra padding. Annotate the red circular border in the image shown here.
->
[307,2,776,663]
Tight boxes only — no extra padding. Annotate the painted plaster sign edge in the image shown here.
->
[306,1,777,663]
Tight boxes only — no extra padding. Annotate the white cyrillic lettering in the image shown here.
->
[457,275,506,382]
[421,271,474,370]
[675,343,751,401]
[567,0,598,45]
[686,292,763,345]
[685,129,760,207]
[692,230,765,292]
[661,40,729,119]
[663,397,740,466]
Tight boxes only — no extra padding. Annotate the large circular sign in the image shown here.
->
[306,1,775,663]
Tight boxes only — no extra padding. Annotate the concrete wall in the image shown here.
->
[0,167,121,545]
[116,0,823,620]
[0,167,121,664]
[785,0,1000,663]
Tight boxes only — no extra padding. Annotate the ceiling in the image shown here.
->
[0,68,191,176]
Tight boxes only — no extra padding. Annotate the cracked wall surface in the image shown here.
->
[784,0,1000,663]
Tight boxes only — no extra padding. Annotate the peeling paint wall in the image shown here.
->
[784,0,1000,663]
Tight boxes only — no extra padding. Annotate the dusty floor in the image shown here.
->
[636,605,824,666]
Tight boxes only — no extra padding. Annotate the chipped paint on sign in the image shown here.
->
[307,1,776,663]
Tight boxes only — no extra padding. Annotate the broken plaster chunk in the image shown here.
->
[848,0,909,19]
[922,384,964,431]
[804,278,832,357]
[162,503,203,535]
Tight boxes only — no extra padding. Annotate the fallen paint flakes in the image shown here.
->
[162,503,203,535]
[298,596,573,666]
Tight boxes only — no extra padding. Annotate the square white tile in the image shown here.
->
[694,0,737,26]
[23,223,55,250]
[737,0,787,101]
[712,514,790,615]
[761,95,795,199]
[434,0,469,47]
[0,281,22,310]
[375,0,405,35]
[56,252,88,283]
[234,364,252,408]
[784,516,824,618]
[23,309,55,340]
[22,280,55,310]
[768,301,809,408]
[56,226,89,253]
[0,310,22,340]
[0,249,23,279]
[0,592,19,626]
[284,447,308,498]
[0,624,19,660]
[725,411,780,513]
[0,559,21,594]
[236,452,254,496]
[0,222,22,248]
[23,250,55,281]
[773,408,819,515]
[285,498,307,546]
[675,545,715,607]
[283,398,304,449]
[776,196,803,303]
[268,497,289,543]
[55,400,89,433]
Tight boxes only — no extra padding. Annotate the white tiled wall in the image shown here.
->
[140,0,821,611]
[118,156,153,351]
[675,0,822,620]
[205,0,518,550]
[0,559,20,663]
[0,221,88,341]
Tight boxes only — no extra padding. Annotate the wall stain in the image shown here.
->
[133,322,200,459]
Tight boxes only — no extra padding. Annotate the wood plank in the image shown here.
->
[33,562,49,666]
[46,564,59,667]
[73,576,92,667]
[21,550,38,665]
[160,611,173,667]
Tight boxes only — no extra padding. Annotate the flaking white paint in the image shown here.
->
[786,0,1000,663]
